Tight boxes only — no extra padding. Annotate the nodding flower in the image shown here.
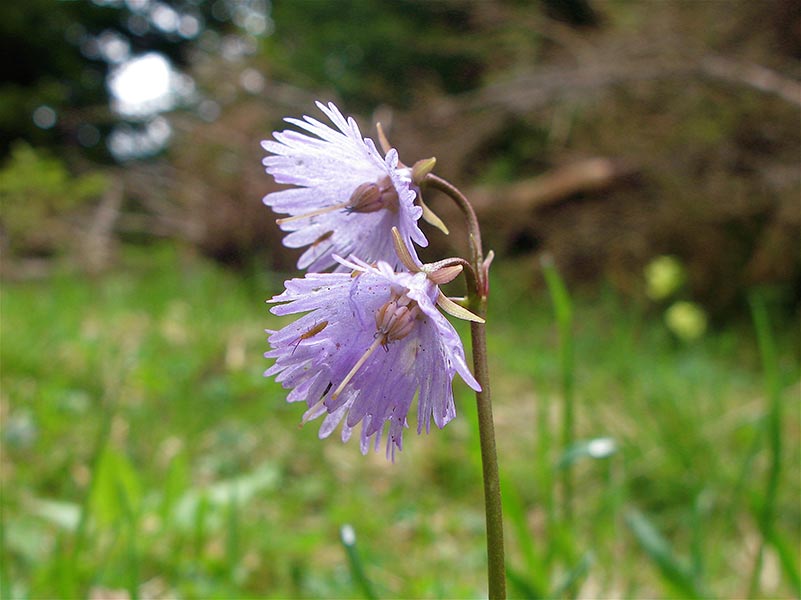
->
[261,101,427,273]
[264,256,480,460]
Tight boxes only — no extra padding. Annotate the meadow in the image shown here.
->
[1,244,799,599]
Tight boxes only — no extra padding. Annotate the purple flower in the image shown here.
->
[265,256,480,459]
[261,102,427,272]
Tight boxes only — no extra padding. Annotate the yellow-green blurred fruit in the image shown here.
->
[665,301,708,342]
[645,255,685,300]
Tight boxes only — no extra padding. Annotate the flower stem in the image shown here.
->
[471,310,507,599]
[423,174,484,292]
[423,173,506,598]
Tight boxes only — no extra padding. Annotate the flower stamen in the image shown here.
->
[276,201,351,225]
[331,335,385,401]
[276,176,399,226]
[375,294,421,346]
[328,293,421,402]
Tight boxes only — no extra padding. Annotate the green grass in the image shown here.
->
[1,245,799,599]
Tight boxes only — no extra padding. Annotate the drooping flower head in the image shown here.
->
[261,102,427,272]
[265,256,480,459]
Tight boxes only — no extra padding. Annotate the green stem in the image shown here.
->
[423,173,506,599]
[471,313,507,599]
[423,174,485,293]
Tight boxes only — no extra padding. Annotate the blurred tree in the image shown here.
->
[0,142,107,257]
[0,0,492,161]
[0,0,247,163]
[0,1,106,157]
[542,0,600,27]
[265,0,485,111]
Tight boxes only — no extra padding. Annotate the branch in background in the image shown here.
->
[461,55,801,115]
[470,158,635,216]
[700,55,801,108]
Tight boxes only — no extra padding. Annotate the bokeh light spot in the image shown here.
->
[32,105,57,129]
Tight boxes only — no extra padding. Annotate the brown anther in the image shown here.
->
[375,294,421,346]
[348,183,382,212]
[348,176,399,214]
[329,292,420,403]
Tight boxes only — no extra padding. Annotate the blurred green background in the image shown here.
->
[1,1,799,598]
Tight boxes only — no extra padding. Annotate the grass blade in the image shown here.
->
[540,255,576,524]
[193,493,209,562]
[749,293,782,529]
[506,565,543,600]
[501,478,548,597]
[116,479,140,600]
[0,517,10,600]
[226,490,240,583]
[340,524,377,600]
[689,492,708,587]
[748,293,797,596]
[625,509,707,599]
[549,551,594,599]
[764,526,801,597]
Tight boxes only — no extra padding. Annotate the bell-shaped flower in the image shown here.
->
[262,102,427,272]
[264,256,480,459]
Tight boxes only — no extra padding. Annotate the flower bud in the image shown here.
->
[411,157,436,185]
[427,264,463,285]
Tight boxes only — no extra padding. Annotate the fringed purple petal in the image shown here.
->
[261,102,426,271]
[265,259,477,459]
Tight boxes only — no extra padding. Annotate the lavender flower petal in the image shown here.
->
[262,102,425,272]
[265,258,479,459]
